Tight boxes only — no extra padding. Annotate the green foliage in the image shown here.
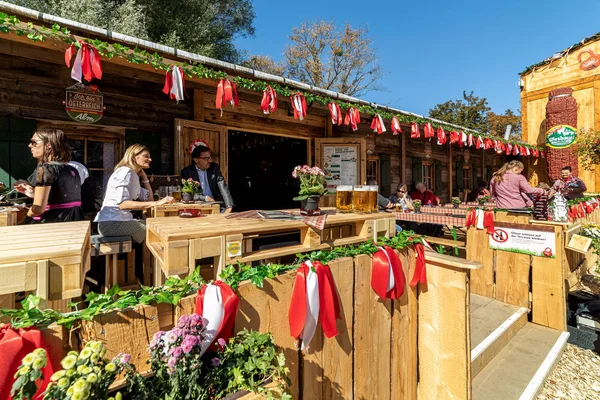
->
[429,90,491,133]
[10,348,47,400]
[220,262,296,290]
[576,129,600,171]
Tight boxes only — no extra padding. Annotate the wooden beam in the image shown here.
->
[325,117,333,137]
[193,89,204,122]
[401,132,406,183]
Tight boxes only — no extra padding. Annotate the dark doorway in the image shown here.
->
[228,131,308,211]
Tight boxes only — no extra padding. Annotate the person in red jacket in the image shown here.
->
[410,182,440,206]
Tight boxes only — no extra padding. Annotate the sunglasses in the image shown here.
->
[29,139,43,147]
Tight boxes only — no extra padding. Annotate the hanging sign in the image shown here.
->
[489,222,556,258]
[64,83,104,123]
[546,124,577,149]
[322,145,358,192]
[578,50,600,71]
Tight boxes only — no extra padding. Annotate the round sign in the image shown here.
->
[492,229,509,243]
[65,83,103,124]
[546,125,577,149]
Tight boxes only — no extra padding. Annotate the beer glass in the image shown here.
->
[352,185,370,214]
[336,185,354,213]
[171,186,182,202]
[368,185,378,213]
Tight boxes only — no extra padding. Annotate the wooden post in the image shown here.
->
[325,117,333,137]
[401,132,406,183]
[448,143,453,198]
[193,89,204,121]
[481,148,485,181]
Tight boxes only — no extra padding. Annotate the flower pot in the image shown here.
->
[453,204,459,208]
[477,201,486,206]
[193,193,202,201]
[414,207,421,214]
[182,192,193,202]
[300,196,321,215]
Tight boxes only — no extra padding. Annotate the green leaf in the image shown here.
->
[21,295,40,311]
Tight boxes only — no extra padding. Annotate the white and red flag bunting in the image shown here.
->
[484,138,493,150]
[162,66,186,102]
[476,136,484,149]
[423,122,434,139]
[328,103,342,125]
[195,281,239,355]
[290,92,307,121]
[467,133,474,147]
[344,108,361,131]
[188,138,210,154]
[410,122,420,138]
[65,41,103,83]
[391,116,402,135]
[466,209,495,234]
[524,146,531,156]
[541,150,546,158]
[371,246,405,301]
[505,143,513,155]
[289,260,341,351]
[449,130,459,144]
[216,79,239,114]
[512,145,520,156]
[568,198,599,220]
[409,243,427,288]
[437,127,446,145]
[458,131,467,147]
[532,148,539,157]
[370,114,387,135]
[260,86,277,114]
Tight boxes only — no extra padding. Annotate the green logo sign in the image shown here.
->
[65,83,103,124]
[546,125,577,149]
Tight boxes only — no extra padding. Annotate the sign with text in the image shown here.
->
[65,83,103,123]
[489,223,556,258]
[546,124,577,149]
[322,145,358,192]
[578,50,600,71]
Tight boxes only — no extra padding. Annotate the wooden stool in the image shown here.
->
[90,235,133,292]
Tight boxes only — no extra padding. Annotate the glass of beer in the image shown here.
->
[171,186,182,202]
[336,185,354,213]
[352,185,371,214]
[368,185,378,213]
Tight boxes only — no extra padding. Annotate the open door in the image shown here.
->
[174,119,228,180]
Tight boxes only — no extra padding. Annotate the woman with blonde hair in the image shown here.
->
[14,129,84,223]
[490,160,545,209]
[95,144,173,243]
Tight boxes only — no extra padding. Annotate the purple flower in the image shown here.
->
[153,331,165,342]
[167,356,177,369]
[189,314,201,324]
[172,347,183,358]
[217,338,227,348]
[201,317,209,326]
[211,357,221,367]
[182,342,193,354]
[120,353,131,364]
[171,327,182,338]
[177,315,189,328]
[184,335,198,346]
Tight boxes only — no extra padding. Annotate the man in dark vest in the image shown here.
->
[180,140,234,213]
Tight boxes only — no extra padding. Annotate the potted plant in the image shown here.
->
[413,199,422,213]
[477,194,490,206]
[451,197,461,208]
[181,178,200,202]
[292,165,327,215]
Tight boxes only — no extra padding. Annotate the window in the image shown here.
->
[366,156,380,187]
[67,137,122,197]
[463,166,472,190]
[422,161,435,190]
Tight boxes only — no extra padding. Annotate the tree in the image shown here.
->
[487,109,522,138]
[240,54,286,76]
[428,91,491,132]
[281,20,384,96]
[9,0,255,62]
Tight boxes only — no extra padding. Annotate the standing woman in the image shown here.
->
[490,160,545,209]
[95,144,173,244]
[14,129,84,223]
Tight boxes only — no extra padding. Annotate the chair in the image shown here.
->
[90,235,134,292]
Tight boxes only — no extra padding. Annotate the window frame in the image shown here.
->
[422,161,435,191]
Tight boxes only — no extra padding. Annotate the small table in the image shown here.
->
[0,221,91,310]
[148,202,221,218]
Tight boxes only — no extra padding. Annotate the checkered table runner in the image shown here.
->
[392,212,466,227]
[225,209,329,230]
[417,206,469,216]
[442,202,496,209]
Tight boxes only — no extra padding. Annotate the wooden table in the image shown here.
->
[146,209,396,282]
[148,202,221,218]
[0,206,27,226]
[392,211,467,228]
[0,221,91,310]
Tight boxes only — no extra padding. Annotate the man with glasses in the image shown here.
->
[180,141,233,214]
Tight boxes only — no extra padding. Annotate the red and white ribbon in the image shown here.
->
[370,114,387,135]
[449,130,459,144]
[423,122,434,139]
[290,92,307,121]
[437,127,447,145]
[344,108,361,131]
[260,86,278,114]
[476,136,484,149]
[467,133,474,147]
[524,146,531,156]
[466,209,495,234]
[512,144,520,156]
[532,148,539,157]
[505,143,513,155]
[328,103,342,125]
[289,260,341,351]
[162,66,186,102]
[371,246,405,301]
[458,131,467,147]
[409,243,427,287]
[410,122,420,138]
[189,139,210,154]
[196,281,239,355]
[65,41,103,83]
[391,116,402,135]
[484,138,493,150]
[216,79,239,114]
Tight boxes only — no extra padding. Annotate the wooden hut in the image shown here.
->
[520,32,600,190]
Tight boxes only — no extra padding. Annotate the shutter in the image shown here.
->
[435,159,443,194]
[412,157,422,189]
[456,162,464,191]
[126,130,162,174]
[380,154,391,195]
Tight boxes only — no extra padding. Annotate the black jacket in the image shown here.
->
[180,163,234,209]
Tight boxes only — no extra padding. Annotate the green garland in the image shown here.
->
[0,12,544,152]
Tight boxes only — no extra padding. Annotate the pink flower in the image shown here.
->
[172,347,183,358]
[153,331,165,341]
[167,356,177,369]
[189,314,201,324]
[182,342,193,354]
[177,315,189,328]
[183,335,198,346]
[165,331,178,344]
[120,353,131,364]
[201,317,209,326]
[217,338,227,348]
[211,357,221,367]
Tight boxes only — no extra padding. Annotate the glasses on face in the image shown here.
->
[198,156,212,161]
[29,139,42,147]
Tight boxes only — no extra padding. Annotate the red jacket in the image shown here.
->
[410,190,439,206]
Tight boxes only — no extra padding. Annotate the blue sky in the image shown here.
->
[236,0,600,116]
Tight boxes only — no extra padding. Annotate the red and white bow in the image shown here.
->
[370,114,387,135]
[466,209,495,234]
[424,123,435,139]
[290,92,307,121]
[505,143,513,155]
[476,136,484,149]
[216,79,239,114]
[523,146,531,156]
[512,144,520,156]
[189,139,210,154]
[289,260,341,351]
[437,127,447,145]
[458,131,468,147]
[449,130,459,144]
[541,151,546,158]
[484,138,493,150]
[371,246,405,300]
[260,86,278,114]
[162,66,186,102]
[344,108,361,131]
[195,281,239,355]
[328,103,342,125]
[391,116,402,135]
[409,243,427,287]
[410,122,420,138]
[65,41,103,83]
[467,133,474,147]
[532,148,539,157]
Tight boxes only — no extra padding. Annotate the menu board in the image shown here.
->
[322,145,358,192]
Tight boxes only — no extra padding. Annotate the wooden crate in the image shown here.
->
[149,202,221,218]
[0,221,91,304]
[146,211,395,278]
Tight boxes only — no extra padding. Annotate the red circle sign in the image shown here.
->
[492,229,509,243]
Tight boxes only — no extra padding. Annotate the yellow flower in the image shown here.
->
[104,363,117,373]
[33,348,46,357]
[66,369,75,377]
[90,354,100,363]
[33,357,47,369]
[72,392,84,400]
[57,378,69,388]
[21,353,35,366]
[72,378,89,393]
[79,347,93,360]
[115,392,123,400]
[51,370,66,381]
[86,373,97,383]
[82,367,92,375]
[89,341,103,353]
[77,365,86,373]
[68,350,79,357]
[19,366,30,375]
[66,386,74,396]
[61,355,78,370]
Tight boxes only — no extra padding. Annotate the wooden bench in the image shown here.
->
[90,235,134,292]
[424,235,466,249]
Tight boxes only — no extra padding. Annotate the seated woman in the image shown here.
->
[95,144,173,244]
[467,181,491,202]
[14,129,84,223]
[490,161,545,209]
[389,183,415,211]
